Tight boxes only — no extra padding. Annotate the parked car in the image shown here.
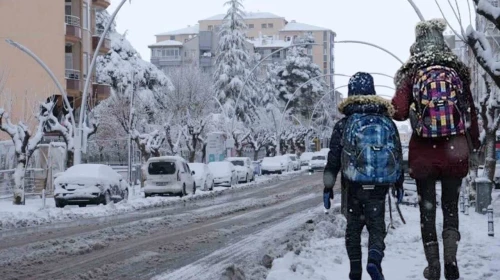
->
[226,157,255,183]
[251,161,262,176]
[188,163,214,191]
[279,155,295,172]
[309,154,327,172]
[319,148,330,155]
[285,154,301,171]
[208,161,238,187]
[143,156,196,197]
[54,164,129,208]
[300,152,315,166]
[261,156,285,175]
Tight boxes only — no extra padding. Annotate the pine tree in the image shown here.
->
[275,34,325,118]
[213,0,256,121]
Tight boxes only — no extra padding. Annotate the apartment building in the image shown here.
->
[149,12,336,88]
[0,0,111,131]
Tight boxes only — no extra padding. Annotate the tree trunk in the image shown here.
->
[483,132,496,182]
[66,150,74,168]
[201,143,207,163]
[189,135,198,163]
[236,148,243,157]
[13,159,26,205]
[254,148,260,161]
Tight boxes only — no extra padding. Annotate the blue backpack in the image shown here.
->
[341,113,402,185]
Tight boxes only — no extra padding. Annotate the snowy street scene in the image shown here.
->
[2,0,500,279]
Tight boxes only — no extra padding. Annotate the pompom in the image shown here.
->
[415,18,447,36]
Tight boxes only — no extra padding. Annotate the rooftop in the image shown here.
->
[155,25,199,36]
[281,21,330,32]
[148,40,183,48]
[202,12,284,21]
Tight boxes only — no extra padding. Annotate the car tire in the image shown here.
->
[78,204,87,208]
[192,183,196,195]
[278,171,282,175]
[55,200,65,208]
[210,180,214,191]
[245,174,249,183]
[122,189,129,201]
[102,191,111,206]
[180,184,187,197]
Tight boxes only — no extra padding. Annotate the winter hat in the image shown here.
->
[348,72,376,97]
[410,18,448,54]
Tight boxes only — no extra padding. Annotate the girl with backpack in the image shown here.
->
[324,72,404,280]
[391,19,480,280]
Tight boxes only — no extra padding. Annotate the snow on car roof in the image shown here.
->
[148,156,186,162]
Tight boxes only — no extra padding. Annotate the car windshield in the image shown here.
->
[148,161,176,175]
[312,156,326,160]
[230,160,245,166]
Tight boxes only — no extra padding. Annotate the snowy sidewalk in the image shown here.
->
[267,199,500,280]
[0,171,304,230]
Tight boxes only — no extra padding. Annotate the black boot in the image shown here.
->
[349,259,362,280]
[443,229,460,280]
[423,242,441,280]
[366,249,385,280]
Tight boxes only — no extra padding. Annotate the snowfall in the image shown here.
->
[266,184,500,280]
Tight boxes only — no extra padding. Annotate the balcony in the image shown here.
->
[65,15,81,43]
[150,56,182,67]
[200,56,212,67]
[92,28,111,54]
[92,0,111,9]
[65,69,81,96]
[92,77,111,101]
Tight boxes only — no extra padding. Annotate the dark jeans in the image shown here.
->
[345,182,388,265]
[416,178,462,244]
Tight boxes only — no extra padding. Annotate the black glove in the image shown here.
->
[392,185,404,204]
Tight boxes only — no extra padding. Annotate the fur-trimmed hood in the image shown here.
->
[338,95,395,117]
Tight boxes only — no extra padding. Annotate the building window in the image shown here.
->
[208,25,213,31]
[215,25,220,32]
[268,23,274,28]
[83,52,89,78]
[324,55,327,62]
[323,62,328,69]
[249,24,254,29]
[271,49,280,58]
[285,36,291,41]
[261,23,267,28]
[249,37,254,40]
[170,35,175,40]
[82,3,89,29]
[323,31,327,41]
[65,2,71,15]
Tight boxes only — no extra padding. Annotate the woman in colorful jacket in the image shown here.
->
[391,19,480,280]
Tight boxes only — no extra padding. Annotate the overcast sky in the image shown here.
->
[108,0,474,99]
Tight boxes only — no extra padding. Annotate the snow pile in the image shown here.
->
[267,201,500,280]
[0,171,305,230]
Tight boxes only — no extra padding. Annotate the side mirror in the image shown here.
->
[191,171,195,175]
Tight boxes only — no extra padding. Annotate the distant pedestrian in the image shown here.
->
[391,19,480,280]
[324,72,403,280]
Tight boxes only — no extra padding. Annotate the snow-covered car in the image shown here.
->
[309,154,327,172]
[226,157,255,183]
[300,152,315,166]
[261,157,285,175]
[208,161,238,187]
[188,163,214,191]
[319,148,330,155]
[285,154,301,171]
[54,164,129,208]
[279,155,295,172]
[252,161,262,176]
[143,156,196,197]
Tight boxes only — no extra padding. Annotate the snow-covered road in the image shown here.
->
[0,172,328,280]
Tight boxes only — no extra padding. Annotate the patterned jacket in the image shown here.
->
[324,95,398,188]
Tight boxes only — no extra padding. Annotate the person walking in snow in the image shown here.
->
[323,72,404,280]
[391,19,480,280]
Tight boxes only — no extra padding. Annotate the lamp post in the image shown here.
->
[74,0,130,165]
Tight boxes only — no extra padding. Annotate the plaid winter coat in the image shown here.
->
[324,95,398,187]
[392,50,480,180]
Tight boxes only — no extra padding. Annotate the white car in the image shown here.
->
[261,156,293,174]
[285,154,301,171]
[54,164,129,208]
[208,161,238,187]
[300,152,315,166]
[309,154,327,172]
[188,163,214,191]
[319,148,330,155]
[144,156,196,197]
[226,157,255,183]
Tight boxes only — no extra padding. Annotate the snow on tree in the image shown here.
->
[0,100,71,205]
[275,34,325,118]
[247,127,273,160]
[212,0,257,121]
[181,116,207,163]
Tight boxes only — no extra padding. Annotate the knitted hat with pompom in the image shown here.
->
[410,18,448,55]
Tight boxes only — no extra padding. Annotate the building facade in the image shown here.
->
[0,0,111,135]
[149,12,336,89]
